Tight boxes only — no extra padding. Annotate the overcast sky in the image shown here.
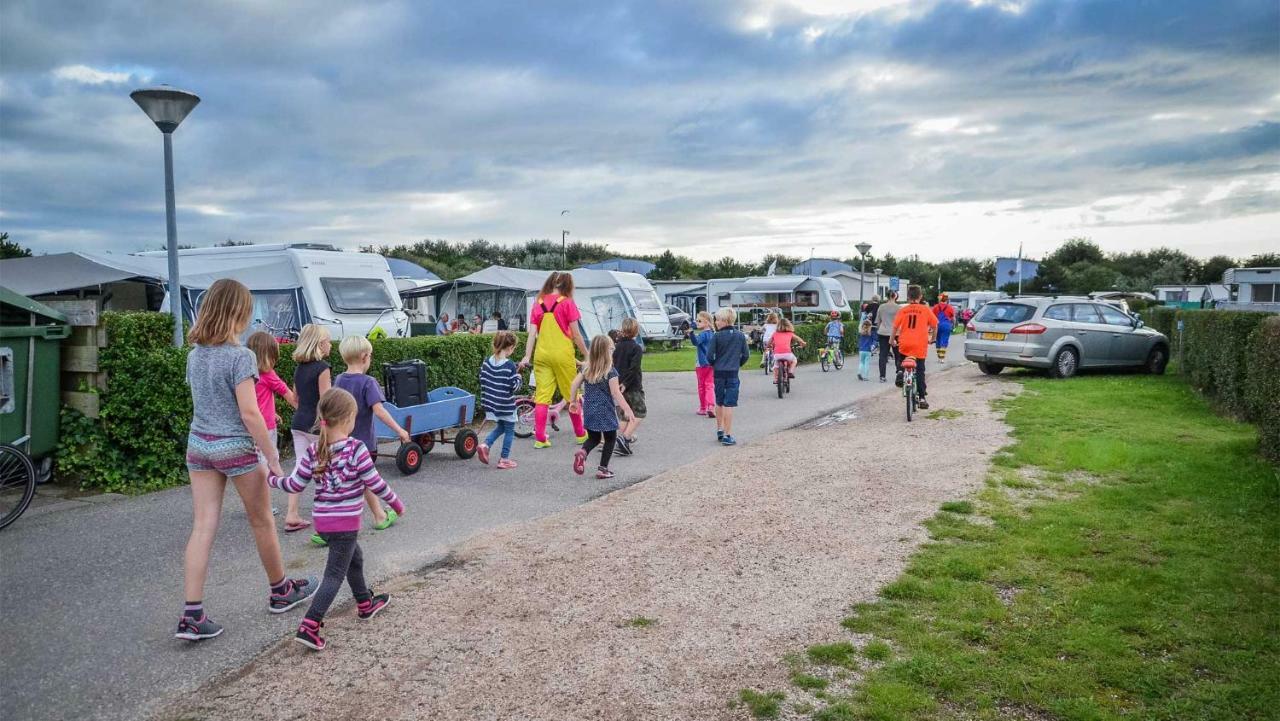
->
[2,0,1277,263]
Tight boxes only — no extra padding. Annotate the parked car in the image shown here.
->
[964,297,1169,378]
[664,304,691,332]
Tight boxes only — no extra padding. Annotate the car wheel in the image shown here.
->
[977,362,1003,376]
[1050,347,1078,379]
[1145,346,1168,375]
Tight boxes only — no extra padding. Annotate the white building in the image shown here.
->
[1221,267,1280,312]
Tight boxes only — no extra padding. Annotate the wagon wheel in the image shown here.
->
[395,441,424,475]
[514,398,537,439]
[414,433,435,454]
[454,429,479,459]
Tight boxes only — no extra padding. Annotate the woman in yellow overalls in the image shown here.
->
[518,272,589,447]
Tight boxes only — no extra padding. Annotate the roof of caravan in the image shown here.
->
[731,276,809,294]
[453,266,624,291]
[386,258,441,281]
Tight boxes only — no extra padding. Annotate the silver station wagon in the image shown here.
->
[964,297,1170,378]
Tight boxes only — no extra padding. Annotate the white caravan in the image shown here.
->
[703,275,852,318]
[137,243,409,339]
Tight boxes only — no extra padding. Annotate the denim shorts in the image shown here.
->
[186,433,259,477]
[713,373,741,407]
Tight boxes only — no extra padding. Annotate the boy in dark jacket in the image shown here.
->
[612,318,644,456]
[706,308,751,446]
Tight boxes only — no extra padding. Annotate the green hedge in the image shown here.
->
[57,312,528,493]
[1142,308,1280,461]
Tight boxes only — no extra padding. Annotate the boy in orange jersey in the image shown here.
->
[891,284,938,409]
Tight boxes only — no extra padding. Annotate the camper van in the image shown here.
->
[138,244,408,339]
[704,275,852,318]
[425,266,670,341]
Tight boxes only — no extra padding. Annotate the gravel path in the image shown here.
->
[169,365,1016,721]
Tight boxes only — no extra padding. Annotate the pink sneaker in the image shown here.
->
[573,449,586,476]
[596,468,615,479]
[496,458,517,470]
[477,443,490,465]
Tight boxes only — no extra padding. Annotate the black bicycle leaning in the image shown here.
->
[0,439,37,530]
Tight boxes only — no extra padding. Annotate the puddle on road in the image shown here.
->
[799,406,859,429]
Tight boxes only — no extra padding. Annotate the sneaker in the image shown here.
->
[720,435,737,446]
[356,593,391,620]
[880,376,887,383]
[596,468,616,479]
[477,443,490,465]
[917,399,930,410]
[706,410,715,418]
[496,458,518,470]
[269,576,319,614]
[575,434,588,445]
[717,430,725,442]
[175,613,223,641]
[895,375,904,388]
[373,508,399,531]
[695,409,707,416]
[271,505,280,516]
[573,448,587,476]
[615,437,633,456]
[295,619,325,651]
[533,439,552,449]
[310,533,328,547]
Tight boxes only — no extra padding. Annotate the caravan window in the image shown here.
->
[582,291,629,338]
[830,290,845,307]
[194,289,303,334]
[795,291,818,307]
[629,289,661,311]
[320,278,394,313]
[717,293,732,307]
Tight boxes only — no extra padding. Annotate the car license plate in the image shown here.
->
[981,332,1006,341]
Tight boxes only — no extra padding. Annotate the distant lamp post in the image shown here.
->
[560,209,571,268]
[874,267,883,299]
[855,242,872,315]
[131,85,200,347]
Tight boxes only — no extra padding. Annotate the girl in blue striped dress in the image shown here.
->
[477,331,522,469]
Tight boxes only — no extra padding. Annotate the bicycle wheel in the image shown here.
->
[905,373,915,422]
[0,445,37,530]
[820,352,829,372]
[514,398,537,438]
[776,363,785,398]
[833,348,845,370]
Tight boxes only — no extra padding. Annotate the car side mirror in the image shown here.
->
[1132,318,1144,329]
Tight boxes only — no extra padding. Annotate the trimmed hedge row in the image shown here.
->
[1142,307,1280,461]
[57,312,528,493]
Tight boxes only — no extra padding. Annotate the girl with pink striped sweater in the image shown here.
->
[269,387,405,651]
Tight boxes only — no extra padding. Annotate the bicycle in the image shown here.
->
[901,356,921,422]
[762,345,775,376]
[818,338,845,372]
[513,396,569,439]
[774,357,793,398]
[0,437,37,531]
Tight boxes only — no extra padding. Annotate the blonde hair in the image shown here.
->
[714,308,735,327]
[292,324,331,363]
[696,310,713,327]
[313,387,357,476]
[246,331,279,373]
[584,334,614,384]
[339,335,373,364]
[779,317,795,332]
[620,317,639,338]
[187,279,252,346]
[765,312,780,325]
[491,330,517,355]
[553,272,575,298]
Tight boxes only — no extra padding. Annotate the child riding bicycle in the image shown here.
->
[890,284,937,410]
[768,317,805,384]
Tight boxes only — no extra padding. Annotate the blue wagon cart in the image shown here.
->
[373,386,478,475]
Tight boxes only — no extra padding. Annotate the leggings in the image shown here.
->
[859,350,872,378]
[306,531,371,622]
[485,420,515,459]
[581,429,617,469]
[694,366,714,413]
[877,335,900,379]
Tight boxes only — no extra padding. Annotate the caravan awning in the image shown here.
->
[450,266,623,292]
[731,276,806,295]
[0,252,168,296]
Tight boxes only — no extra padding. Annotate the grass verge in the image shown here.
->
[779,373,1279,720]
[641,345,762,372]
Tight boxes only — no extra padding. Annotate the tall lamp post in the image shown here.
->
[874,268,883,299]
[131,85,201,347]
[855,242,872,315]
[560,209,570,268]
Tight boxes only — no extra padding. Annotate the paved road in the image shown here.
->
[0,341,967,721]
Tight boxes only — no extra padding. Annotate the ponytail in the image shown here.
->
[312,387,357,476]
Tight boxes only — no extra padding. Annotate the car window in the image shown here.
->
[1043,304,1071,321]
[1070,304,1103,324]
[974,302,1036,324]
[1097,304,1133,326]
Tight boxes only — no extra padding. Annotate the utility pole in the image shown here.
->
[561,229,569,268]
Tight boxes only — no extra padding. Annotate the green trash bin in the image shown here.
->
[0,286,71,471]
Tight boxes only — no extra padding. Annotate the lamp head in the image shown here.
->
[130,85,200,133]
[855,242,872,256]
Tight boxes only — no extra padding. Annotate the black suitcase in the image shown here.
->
[382,360,428,406]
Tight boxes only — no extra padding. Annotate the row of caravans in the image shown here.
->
[1,244,673,343]
[653,275,853,318]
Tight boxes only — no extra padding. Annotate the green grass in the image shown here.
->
[738,689,786,718]
[808,642,860,669]
[926,408,963,420]
[793,673,830,691]
[640,345,761,372]
[623,616,658,628]
[797,374,1280,720]
[938,500,975,515]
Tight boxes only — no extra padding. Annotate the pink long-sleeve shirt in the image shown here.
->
[268,437,403,533]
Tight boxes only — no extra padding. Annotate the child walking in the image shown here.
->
[269,387,403,651]
[247,331,298,519]
[176,279,315,642]
[477,330,522,469]
[706,308,751,446]
[570,335,635,479]
[857,319,876,380]
[286,323,332,532]
[326,336,411,545]
[688,311,716,416]
[612,318,645,456]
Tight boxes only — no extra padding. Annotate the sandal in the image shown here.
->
[284,520,311,533]
[373,508,399,531]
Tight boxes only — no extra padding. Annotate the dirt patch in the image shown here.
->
[165,366,1017,721]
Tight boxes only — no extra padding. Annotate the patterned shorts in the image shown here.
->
[186,433,259,477]
[619,389,646,419]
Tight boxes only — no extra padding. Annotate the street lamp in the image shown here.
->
[874,267,883,299]
[855,242,872,316]
[131,85,200,347]
[560,209,570,268]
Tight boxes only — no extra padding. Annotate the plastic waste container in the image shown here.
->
[0,286,70,469]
